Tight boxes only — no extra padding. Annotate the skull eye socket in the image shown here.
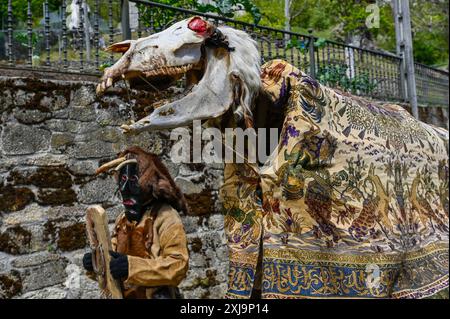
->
[188,17,208,34]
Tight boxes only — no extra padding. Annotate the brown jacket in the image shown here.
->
[110,203,189,298]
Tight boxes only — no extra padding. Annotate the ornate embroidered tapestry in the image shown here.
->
[221,59,449,299]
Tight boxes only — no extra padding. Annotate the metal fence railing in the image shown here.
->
[0,0,448,107]
[414,62,449,106]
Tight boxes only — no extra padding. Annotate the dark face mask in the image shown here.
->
[118,163,144,222]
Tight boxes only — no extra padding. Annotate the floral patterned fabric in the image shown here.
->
[221,59,449,299]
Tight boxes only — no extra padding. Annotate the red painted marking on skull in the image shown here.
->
[188,17,208,35]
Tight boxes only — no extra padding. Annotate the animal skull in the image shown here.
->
[97,16,261,134]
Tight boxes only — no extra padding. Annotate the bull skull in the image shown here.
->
[97,16,261,134]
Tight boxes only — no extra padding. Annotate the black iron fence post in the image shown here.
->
[122,0,132,40]
[7,0,13,66]
[83,0,91,64]
[108,0,114,63]
[62,0,68,69]
[77,0,84,70]
[308,29,315,79]
[44,0,50,66]
[94,0,100,70]
[27,0,33,66]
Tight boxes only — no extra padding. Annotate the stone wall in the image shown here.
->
[0,74,227,299]
[406,104,449,131]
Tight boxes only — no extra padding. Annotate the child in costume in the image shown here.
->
[83,146,189,299]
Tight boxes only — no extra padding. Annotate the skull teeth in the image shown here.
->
[143,64,195,77]
[96,64,195,95]
[96,77,113,95]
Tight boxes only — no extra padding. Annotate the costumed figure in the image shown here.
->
[83,146,189,299]
[95,17,449,299]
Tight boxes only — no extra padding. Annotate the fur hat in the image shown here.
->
[97,146,189,215]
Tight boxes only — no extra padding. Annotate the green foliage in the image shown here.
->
[317,64,377,94]
[245,0,448,68]
[236,0,261,25]
[285,36,326,53]
[137,0,187,30]
[413,33,446,66]
[99,62,113,72]
[313,37,326,48]
[14,31,42,47]
[0,0,61,27]
[285,38,308,53]
[409,0,449,67]
[139,0,261,26]
[237,0,284,28]
[195,0,261,25]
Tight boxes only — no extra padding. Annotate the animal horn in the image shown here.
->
[114,159,138,172]
[95,157,127,175]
